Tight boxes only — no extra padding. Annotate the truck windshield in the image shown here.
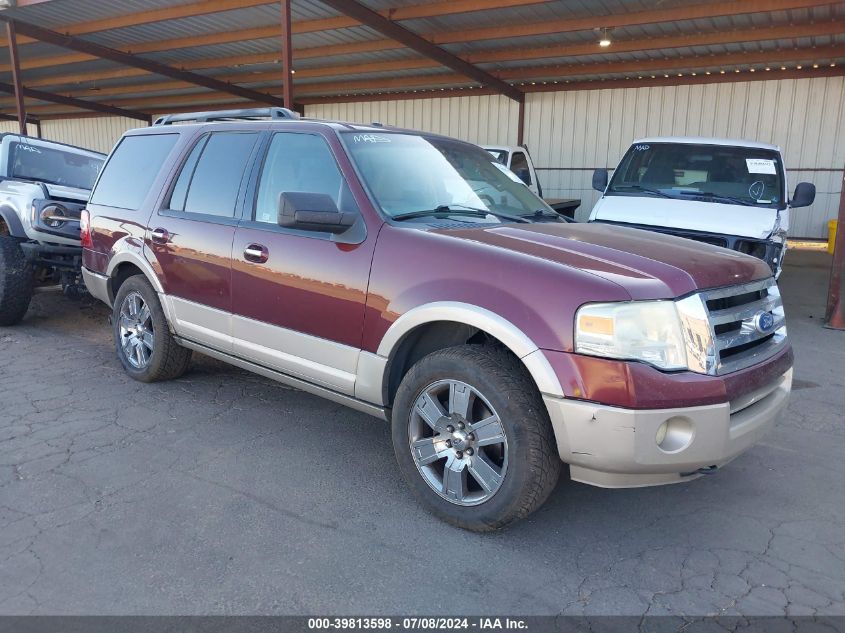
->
[342,132,553,221]
[9,141,104,191]
[607,142,785,208]
[486,149,508,164]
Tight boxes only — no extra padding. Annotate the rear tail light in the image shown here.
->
[80,209,93,248]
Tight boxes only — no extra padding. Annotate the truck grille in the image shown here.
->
[701,278,786,375]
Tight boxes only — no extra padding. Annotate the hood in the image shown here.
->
[591,195,778,240]
[43,183,91,202]
[435,221,772,300]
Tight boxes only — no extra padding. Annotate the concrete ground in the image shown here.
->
[0,250,843,616]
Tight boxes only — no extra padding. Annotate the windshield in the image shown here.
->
[607,142,785,208]
[9,141,104,191]
[342,132,552,221]
[486,149,508,164]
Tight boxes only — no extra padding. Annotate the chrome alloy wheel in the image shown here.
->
[408,379,509,506]
[118,291,154,369]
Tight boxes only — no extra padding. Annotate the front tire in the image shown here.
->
[392,345,560,531]
[0,236,34,326]
[113,275,192,382]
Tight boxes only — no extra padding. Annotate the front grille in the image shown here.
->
[701,278,786,375]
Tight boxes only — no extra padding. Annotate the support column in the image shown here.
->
[516,96,525,147]
[5,21,27,135]
[825,166,845,329]
[280,0,294,110]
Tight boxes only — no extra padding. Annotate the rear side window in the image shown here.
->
[90,134,178,209]
[170,132,258,218]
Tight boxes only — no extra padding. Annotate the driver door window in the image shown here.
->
[254,132,358,224]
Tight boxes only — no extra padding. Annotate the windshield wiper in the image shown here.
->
[527,209,567,222]
[611,184,673,198]
[675,190,756,207]
[446,203,531,223]
[392,204,529,223]
[391,207,487,222]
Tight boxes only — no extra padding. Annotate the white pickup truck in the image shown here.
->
[485,145,580,219]
[589,137,816,277]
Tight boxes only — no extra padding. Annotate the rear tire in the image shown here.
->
[113,275,192,382]
[0,236,34,326]
[392,345,560,531]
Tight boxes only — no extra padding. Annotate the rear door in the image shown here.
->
[148,130,261,351]
[230,129,377,395]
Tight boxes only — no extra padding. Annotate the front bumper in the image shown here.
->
[20,241,82,271]
[543,368,792,488]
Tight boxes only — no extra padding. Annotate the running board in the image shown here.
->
[174,337,388,421]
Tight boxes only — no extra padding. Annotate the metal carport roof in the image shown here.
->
[0,0,842,123]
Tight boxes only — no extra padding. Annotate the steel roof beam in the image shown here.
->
[6,43,844,113]
[0,0,547,47]
[20,63,844,117]
[318,0,523,102]
[0,81,151,121]
[5,21,27,134]
[430,0,841,44]
[33,19,845,100]
[0,16,285,107]
[2,0,838,76]
[294,66,844,105]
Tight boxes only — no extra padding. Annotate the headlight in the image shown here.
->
[575,301,688,370]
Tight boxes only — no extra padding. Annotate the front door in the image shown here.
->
[148,130,261,351]
[231,130,378,394]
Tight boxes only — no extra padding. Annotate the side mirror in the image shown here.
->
[278,192,356,233]
[592,168,609,192]
[789,182,816,208]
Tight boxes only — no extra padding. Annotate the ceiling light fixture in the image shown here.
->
[598,28,611,47]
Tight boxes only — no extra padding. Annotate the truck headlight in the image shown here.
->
[575,301,688,370]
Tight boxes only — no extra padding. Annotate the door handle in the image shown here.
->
[244,243,269,264]
[150,228,169,244]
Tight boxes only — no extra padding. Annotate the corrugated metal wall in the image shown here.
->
[307,76,845,238]
[40,117,144,154]
[307,94,521,147]
[0,116,142,154]
[0,120,37,136]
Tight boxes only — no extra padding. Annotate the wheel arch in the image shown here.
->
[0,205,26,238]
[106,250,164,299]
[372,302,564,407]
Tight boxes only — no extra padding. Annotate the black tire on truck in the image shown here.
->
[0,235,34,326]
[392,345,561,531]
[112,274,192,383]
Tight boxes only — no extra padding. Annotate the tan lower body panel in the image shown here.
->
[544,369,792,488]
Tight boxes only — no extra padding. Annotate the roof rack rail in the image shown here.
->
[153,107,300,126]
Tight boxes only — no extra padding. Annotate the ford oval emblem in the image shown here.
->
[755,311,775,334]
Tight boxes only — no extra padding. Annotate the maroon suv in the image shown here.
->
[81,108,793,531]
